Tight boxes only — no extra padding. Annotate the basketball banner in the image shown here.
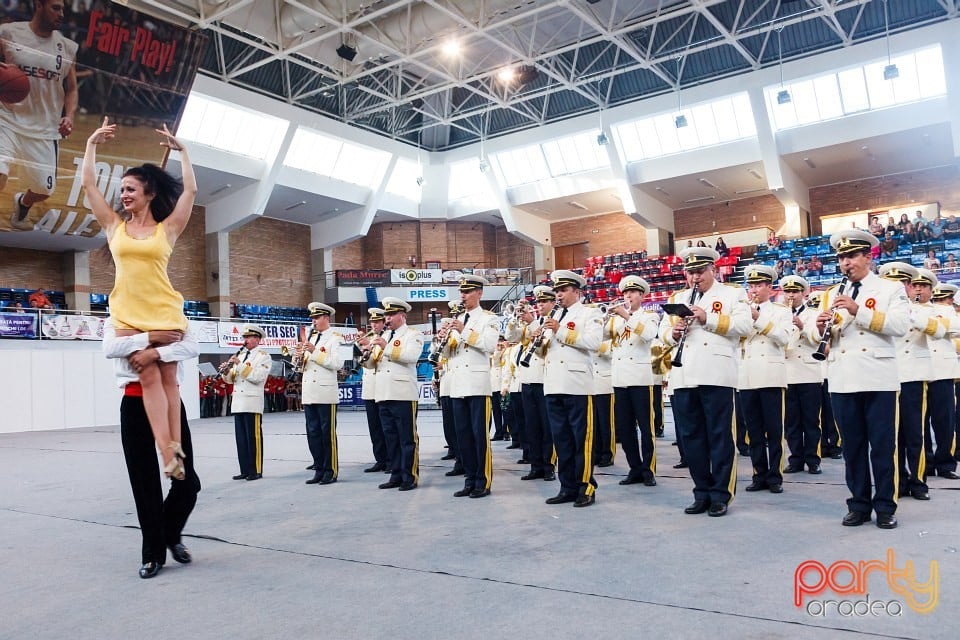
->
[0,0,206,248]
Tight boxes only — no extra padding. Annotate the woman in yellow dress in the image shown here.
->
[82,117,197,479]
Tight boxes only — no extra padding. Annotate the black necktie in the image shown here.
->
[386,329,395,342]
[850,281,861,300]
[558,307,569,322]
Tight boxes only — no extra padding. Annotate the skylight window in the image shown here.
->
[283,128,390,189]
[385,157,423,202]
[448,158,494,204]
[178,93,288,160]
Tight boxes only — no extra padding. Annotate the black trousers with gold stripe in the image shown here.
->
[521,383,553,473]
[546,394,596,498]
[926,379,957,474]
[785,382,822,469]
[672,385,737,506]
[741,387,785,487]
[452,396,493,492]
[380,400,419,487]
[898,381,927,494]
[831,390,897,516]
[305,403,338,481]
[592,393,615,466]
[614,385,656,482]
[234,412,263,478]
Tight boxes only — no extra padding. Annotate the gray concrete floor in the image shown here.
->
[1,407,957,639]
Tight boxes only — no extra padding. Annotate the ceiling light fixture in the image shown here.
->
[674,57,687,128]
[441,38,460,57]
[516,65,539,85]
[284,200,307,211]
[209,183,232,196]
[596,132,609,146]
[336,43,357,62]
[776,26,791,104]
[748,169,763,179]
[496,67,516,83]
[882,0,898,80]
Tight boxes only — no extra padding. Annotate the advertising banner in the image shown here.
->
[0,1,207,249]
[0,311,37,337]
[405,288,451,302]
[218,321,302,349]
[336,270,390,287]
[188,319,219,343]
[39,313,104,339]
[338,383,363,406]
[391,269,442,284]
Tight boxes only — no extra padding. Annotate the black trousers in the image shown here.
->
[507,390,527,455]
[304,403,338,481]
[440,395,458,456]
[379,400,419,486]
[653,384,664,436]
[956,381,960,463]
[521,383,553,473]
[233,412,263,477]
[831,391,897,516]
[452,396,493,492]
[785,382,823,469]
[364,399,388,465]
[545,394,596,498]
[898,381,928,494]
[672,386,737,505]
[614,385,656,481]
[926,379,957,474]
[592,393,615,465]
[121,398,200,565]
[820,380,841,453]
[734,391,748,454]
[741,387,785,486]
[490,391,505,438]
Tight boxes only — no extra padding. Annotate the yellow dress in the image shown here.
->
[108,221,187,331]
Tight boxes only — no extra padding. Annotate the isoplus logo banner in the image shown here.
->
[794,549,938,617]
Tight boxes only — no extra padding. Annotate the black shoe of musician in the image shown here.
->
[597,459,614,468]
[453,488,473,498]
[445,465,465,477]
[744,481,768,492]
[707,503,728,517]
[618,475,643,485]
[379,481,401,489]
[232,474,247,480]
[319,477,336,485]
[643,477,657,487]
[516,458,529,464]
[542,471,556,481]
[440,452,456,460]
[842,511,871,526]
[783,465,804,474]
[684,499,710,514]
[469,488,490,498]
[673,461,688,469]
[246,474,262,481]
[769,484,783,494]
[807,464,822,474]
[506,443,521,449]
[876,514,898,529]
[573,494,595,508]
[910,489,930,500]
[138,562,163,579]
[364,463,385,473]
[937,470,960,480]
[169,544,192,564]
[521,471,544,480]
[305,474,322,484]
[398,483,417,492]
[545,492,577,505]
[306,464,317,471]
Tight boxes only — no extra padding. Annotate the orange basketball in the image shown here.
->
[0,65,30,104]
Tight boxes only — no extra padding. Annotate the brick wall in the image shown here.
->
[809,165,960,234]
[332,237,363,269]
[674,194,785,239]
[0,248,64,290]
[550,212,648,258]
[230,216,312,307]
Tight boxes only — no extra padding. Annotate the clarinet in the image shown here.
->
[812,276,849,361]
[671,283,701,369]
[519,305,562,367]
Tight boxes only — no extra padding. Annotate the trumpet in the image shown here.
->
[280,340,309,375]
[598,298,630,317]
[671,283,701,369]
[206,346,246,390]
[502,300,530,322]
[428,303,466,366]
[358,329,384,364]
[812,276,849,361]
[519,304,562,367]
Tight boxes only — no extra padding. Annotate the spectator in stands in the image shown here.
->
[900,220,916,244]
[923,250,941,271]
[715,236,729,257]
[696,240,708,248]
[13,302,25,313]
[912,210,925,228]
[28,288,53,309]
[885,216,898,237]
[774,259,784,278]
[868,216,884,239]
[944,214,960,238]
[880,231,898,258]
[795,258,806,276]
[912,211,928,243]
[781,259,795,276]
[944,254,958,273]
[804,256,823,277]
[686,240,694,249]
[897,213,911,236]
[926,214,944,241]
[767,231,780,248]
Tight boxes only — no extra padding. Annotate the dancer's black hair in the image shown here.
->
[123,164,183,223]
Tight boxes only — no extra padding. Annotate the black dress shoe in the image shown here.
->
[655,429,665,438]
[876,513,898,529]
[708,503,728,517]
[305,464,317,471]
[543,471,556,481]
[453,488,473,497]
[305,474,322,484]
[232,474,247,480]
[911,489,930,500]
[738,448,750,457]
[445,466,465,477]
[597,460,614,468]
[521,471,544,480]
[807,465,822,475]
[246,473,262,481]
[842,511,871,526]
[469,488,491,498]
[169,544,192,564]
[319,477,337,485]
[364,463,385,473]
[643,477,657,487]
[684,499,711,514]
[618,476,642,486]
[573,494,595,507]
[516,458,529,464]
[673,461,688,469]
[783,465,804,474]
[769,484,783,494]
[545,493,577,504]
[744,481,768,492]
[937,470,960,480]
[829,450,843,459]
[440,452,457,460]
[379,480,401,489]
[398,483,417,491]
[506,443,521,449]
[139,561,162,579]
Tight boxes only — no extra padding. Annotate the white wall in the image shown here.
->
[0,341,199,434]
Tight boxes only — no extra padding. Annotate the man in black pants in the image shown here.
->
[103,321,201,579]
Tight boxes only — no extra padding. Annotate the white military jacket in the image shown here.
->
[501,343,523,394]
[591,317,615,395]
[892,301,943,383]
[370,323,424,402]
[361,357,377,401]
[301,329,345,405]
[611,307,662,388]
[784,306,824,386]
[658,281,752,390]
[223,347,272,414]
[805,272,908,393]
[444,307,500,398]
[505,316,547,384]
[738,300,792,390]
[928,303,960,382]
[490,346,507,393]
[543,300,603,396]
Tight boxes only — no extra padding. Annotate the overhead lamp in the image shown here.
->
[596,132,609,146]
[441,38,460,57]
[496,67,516,83]
[673,57,686,129]
[775,26,790,104]
[416,176,424,186]
[336,43,357,62]
[478,158,489,172]
[516,65,539,85]
[674,114,688,128]
[881,0,898,81]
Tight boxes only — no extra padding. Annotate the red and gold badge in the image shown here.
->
[319,347,326,353]
[711,301,723,313]
[566,322,576,330]
[393,340,401,346]
[864,298,876,310]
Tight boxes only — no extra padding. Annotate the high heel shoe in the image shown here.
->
[163,447,186,480]
[172,441,186,461]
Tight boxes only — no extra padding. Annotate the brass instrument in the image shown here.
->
[651,342,674,375]
[671,283,701,369]
[428,302,466,366]
[519,304,562,367]
[205,347,246,390]
[812,276,849,361]
[598,298,630,317]
[358,329,384,364]
[281,329,311,378]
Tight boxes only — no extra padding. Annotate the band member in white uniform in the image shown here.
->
[301,302,345,485]
[357,308,388,472]
[928,283,960,480]
[223,325,272,481]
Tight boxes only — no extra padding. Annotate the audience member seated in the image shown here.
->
[923,249,941,271]
[944,215,960,238]
[880,231,898,258]
[766,231,780,248]
[685,240,694,249]
[885,216,897,237]
[925,214,944,241]
[795,258,806,276]
[13,302,25,313]
[714,236,729,257]
[28,289,53,309]
[803,256,823,277]
[696,240,707,248]
[781,259,794,276]
[868,216,884,239]
[774,259,784,278]
[944,253,958,273]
